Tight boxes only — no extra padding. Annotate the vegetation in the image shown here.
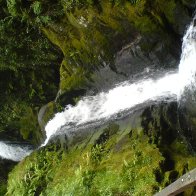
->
[6,124,196,196]
[0,0,61,144]
[0,0,195,195]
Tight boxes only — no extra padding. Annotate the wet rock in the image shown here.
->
[178,90,196,151]
[114,35,179,78]
[38,102,56,132]
[141,102,179,146]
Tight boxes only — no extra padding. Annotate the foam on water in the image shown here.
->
[44,72,179,144]
[0,141,33,162]
[178,18,196,92]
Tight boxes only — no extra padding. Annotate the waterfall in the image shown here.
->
[178,18,196,93]
[1,16,196,161]
[44,72,179,144]
[0,141,33,162]
[44,18,196,145]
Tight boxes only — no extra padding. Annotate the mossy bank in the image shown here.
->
[6,106,196,195]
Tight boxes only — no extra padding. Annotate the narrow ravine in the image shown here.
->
[1,16,196,161]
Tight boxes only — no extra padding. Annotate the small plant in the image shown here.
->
[7,0,20,17]
[91,144,106,165]
[31,1,42,15]
[82,170,96,190]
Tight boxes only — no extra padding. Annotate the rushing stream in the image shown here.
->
[1,16,196,161]
[44,17,196,145]
[0,141,33,162]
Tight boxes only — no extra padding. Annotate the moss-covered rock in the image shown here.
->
[37,0,194,105]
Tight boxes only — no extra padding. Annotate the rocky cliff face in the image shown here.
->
[42,0,191,93]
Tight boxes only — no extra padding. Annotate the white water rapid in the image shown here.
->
[0,141,33,162]
[44,17,196,145]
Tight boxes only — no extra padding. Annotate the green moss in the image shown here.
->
[60,60,89,91]
[6,120,196,196]
[2,0,190,96]
[44,134,163,195]
[40,1,154,91]
[40,102,56,130]
[153,0,177,24]
[41,0,180,93]
[170,140,196,174]
[134,15,158,34]
[157,139,196,192]
[20,107,44,145]
[6,127,164,196]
